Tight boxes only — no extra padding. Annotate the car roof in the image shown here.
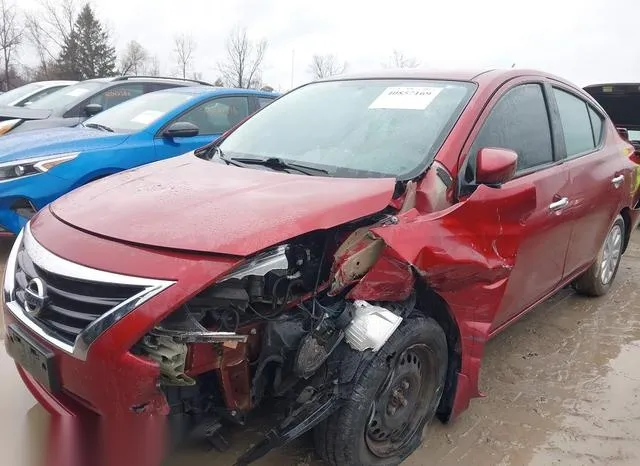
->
[155,86,279,97]
[319,68,580,88]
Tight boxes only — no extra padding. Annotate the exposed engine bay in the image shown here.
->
[131,217,419,464]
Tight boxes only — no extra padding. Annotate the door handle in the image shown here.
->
[611,175,624,188]
[549,197,569,211]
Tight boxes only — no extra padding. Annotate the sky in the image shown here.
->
[17,0,640,91]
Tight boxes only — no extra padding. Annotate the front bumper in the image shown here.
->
[2,209,240,466]
[0,172,76,234]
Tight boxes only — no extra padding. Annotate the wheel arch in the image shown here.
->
[413,279,462,423]
[620,207,632,253]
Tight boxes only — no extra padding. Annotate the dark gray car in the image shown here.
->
[0,76,212,136]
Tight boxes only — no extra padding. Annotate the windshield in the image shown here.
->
[0,83,45,106]
[219,79,476,178]
[29,82,104,110]
[83,91,194,133]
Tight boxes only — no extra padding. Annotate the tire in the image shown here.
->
[574,214,625,297]
[314,316,447,466]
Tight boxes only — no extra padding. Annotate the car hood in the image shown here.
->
[0,105,52,121]
[49,154,397,256]
[0,127,129,163]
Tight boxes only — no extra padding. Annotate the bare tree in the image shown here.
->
[308,54,347,79]
[24,0,77,76]
[384,49,419,69]
[145,55,161,76]
[0,0,22,90]
[217,26,267,88]
[119,40,148,75]
[173,33,195,79]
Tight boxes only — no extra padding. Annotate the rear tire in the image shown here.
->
[574,214,625,297]
[314,316,447,466]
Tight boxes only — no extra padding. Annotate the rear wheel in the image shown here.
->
[314,316,447,466]
[574,214,625,297]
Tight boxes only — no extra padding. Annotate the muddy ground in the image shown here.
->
[1,231,640,466]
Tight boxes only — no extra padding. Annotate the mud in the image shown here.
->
[1,232,640,466]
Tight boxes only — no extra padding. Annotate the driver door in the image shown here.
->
[461,80,573,332]
[154,95,251,160]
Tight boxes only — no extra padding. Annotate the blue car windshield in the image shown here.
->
[219,79,476,179]
[83,91,194,133]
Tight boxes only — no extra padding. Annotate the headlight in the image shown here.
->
[0,152,80,181]
[0,119,21,136]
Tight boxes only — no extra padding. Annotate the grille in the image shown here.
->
[14,244,145,346]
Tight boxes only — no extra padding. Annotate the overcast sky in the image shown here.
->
[18,0,640,90]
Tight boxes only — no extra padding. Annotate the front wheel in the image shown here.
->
[574,214,625,297]
[314,316,447,466]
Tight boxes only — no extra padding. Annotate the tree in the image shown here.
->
[217,26,267,88]
[173,33,195,79]
[384,49,419,69]
[119,40,148,75]
[308,54,347,79]
[58,4,117,80]
[24,0,77,78]
[145,55,160,76]
[0,0,22,90]
[213,77,224,87]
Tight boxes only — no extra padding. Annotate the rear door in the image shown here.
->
[551,85,628,276]
[154,95,251,160]
[460,80,573,331]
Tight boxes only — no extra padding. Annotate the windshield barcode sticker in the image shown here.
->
[369,86,443,110]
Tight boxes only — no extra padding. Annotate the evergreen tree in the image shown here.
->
[58,4,116,80]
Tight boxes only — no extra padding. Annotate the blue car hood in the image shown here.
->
[0,127,129,163]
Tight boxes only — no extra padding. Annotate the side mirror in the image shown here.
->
[162,121,199,138]
[84,103,103,117]
[475,147,518,186]
[617,127,630,141]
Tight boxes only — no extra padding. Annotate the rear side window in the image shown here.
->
[468,83,553,177]
[258,97,274,109]
[588,107,604,145]
[553,88,596,157]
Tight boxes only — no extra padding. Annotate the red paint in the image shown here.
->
[49,156,396,255]
[475,147,518,184]
[5,69,640,466]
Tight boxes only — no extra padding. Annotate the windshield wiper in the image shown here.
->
[214,146,245,167]
[84,122,114,133]
[229,156,329,176]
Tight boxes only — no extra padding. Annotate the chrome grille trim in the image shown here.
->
[4,223,174,360]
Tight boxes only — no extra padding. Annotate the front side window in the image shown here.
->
[467,83,553,180]
[219,79,476,178]
[177,96,250,135]
[553,88,596,157]
[83,91,193,133]
[88,83,145,110]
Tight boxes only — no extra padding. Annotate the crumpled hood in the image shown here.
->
[0,127,129,163]
[49,154,397,256]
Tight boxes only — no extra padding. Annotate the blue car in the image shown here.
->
[0,86,278,233]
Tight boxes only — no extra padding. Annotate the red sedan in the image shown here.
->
[4,69,640,466]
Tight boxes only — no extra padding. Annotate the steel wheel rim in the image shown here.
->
[365,344,436,458]
[600,224,622,285]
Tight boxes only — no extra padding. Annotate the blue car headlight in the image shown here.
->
[0,152,80,181]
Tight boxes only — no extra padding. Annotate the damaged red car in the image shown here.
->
[4,69,640,466]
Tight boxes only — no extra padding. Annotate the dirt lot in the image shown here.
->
[1,231,640,466]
